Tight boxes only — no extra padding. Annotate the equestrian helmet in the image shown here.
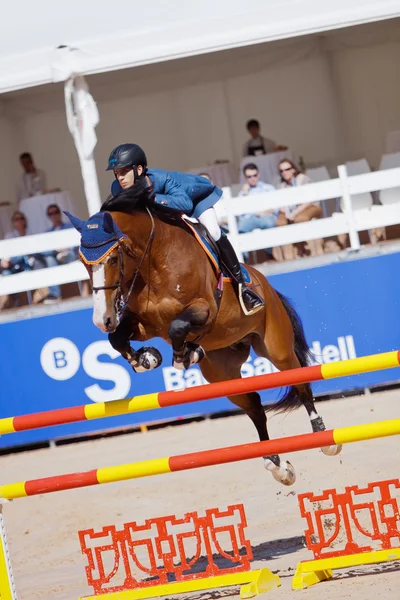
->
[106,143,147,171]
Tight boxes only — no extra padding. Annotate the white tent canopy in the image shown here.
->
[1,0,400,94]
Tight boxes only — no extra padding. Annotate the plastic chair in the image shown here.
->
[343,159,373,210]
[306,167,331,217]
[378,153,400,205]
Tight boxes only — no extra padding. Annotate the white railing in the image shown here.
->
[217,164,400,261]
[0,165,399,295]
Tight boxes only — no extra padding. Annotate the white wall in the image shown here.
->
[17,109,87,217]
[0,115,21,207]
[2,22,399,220]
[226,54,343,167]
[330,40,400,168]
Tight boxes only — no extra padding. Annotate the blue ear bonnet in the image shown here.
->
[64,211,127,264]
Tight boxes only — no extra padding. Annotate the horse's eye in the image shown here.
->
[110,256,118,266]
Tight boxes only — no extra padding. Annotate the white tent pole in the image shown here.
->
[64,76,102,216]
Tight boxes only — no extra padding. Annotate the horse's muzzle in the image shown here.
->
[104,317,117,333]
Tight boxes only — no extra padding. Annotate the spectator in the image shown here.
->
[39,204,79,304]
[0,211,48,308]
[243,119,286,157]
[17,152,60,202]
[238,164,278,261]
[277,159,322,223]
[1,212,33,277]
[17,152,47,201]
[275,159,323,260]
[45,204,78,262]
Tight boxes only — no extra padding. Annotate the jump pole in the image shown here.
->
[1,418,399,501]
[0,350,399,436]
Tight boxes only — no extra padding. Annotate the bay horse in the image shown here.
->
[67,193,341,486]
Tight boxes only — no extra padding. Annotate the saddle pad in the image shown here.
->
[182,217,252,285]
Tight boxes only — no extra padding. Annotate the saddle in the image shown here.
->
[101,192,252,284]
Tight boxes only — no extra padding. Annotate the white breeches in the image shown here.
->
[198,208,222,241]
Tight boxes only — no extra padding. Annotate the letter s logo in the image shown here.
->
[82,341,132,402]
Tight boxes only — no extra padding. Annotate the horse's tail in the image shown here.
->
[265,290,313,413]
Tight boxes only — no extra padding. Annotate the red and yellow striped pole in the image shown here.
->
[1,418,399,500]
[0,350,399,436]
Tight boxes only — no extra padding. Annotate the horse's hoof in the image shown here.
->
[132,347,162,373]
[264,457,296,486]
[321,444,342,456]
[173,345,205,370]
[188,345,205,366]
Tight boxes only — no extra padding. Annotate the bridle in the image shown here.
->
[89,207,155,316]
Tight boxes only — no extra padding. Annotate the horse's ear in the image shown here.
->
[64,211,85,233]
[103,211,115,234]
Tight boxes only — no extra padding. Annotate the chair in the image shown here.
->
[230,183,242,198]
[343,159,373,210]
[378,153,400,205]
[306,166,334,217]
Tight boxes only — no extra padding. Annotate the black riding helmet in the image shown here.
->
[106,143,147,172]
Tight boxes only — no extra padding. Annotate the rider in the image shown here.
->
[106,143,264,315]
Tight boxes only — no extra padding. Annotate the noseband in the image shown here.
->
[89,208,155,316]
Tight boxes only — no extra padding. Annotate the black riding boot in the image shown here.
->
[216,234,265,315]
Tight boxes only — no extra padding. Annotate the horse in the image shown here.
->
[67,193,341,486]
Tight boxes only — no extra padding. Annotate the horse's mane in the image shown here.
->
[101,177,151,214]
[100,179,185,227]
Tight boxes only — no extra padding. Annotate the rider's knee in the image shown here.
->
[208,223,222,241]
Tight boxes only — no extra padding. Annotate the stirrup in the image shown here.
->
[238,283,265,316]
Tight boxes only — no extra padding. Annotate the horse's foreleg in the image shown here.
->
[108,312,162,373]
[168,302,210,370]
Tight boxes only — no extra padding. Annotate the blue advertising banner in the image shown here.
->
[1,252,399,449]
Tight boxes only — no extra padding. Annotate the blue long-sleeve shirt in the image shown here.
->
[111,168,222,218]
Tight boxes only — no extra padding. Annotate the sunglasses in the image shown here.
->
[47,211,60,216]
[13,216,26,221]
[246,173,259,179]
[280,166,293,174]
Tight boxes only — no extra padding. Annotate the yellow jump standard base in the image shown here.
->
[79,568,281,600]
[0,505,17,600]
[292,547,400,590]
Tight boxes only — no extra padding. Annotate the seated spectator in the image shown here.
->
[17,152,60,201]
[239,163,275,197]
[0,211,48,309]
[1,212,33,277]
[45,204,78,262]
[39,204,79,304]
[238,164,278,261]
[277,159,322,223]
[243,119,287,157]
[274,159,323,261]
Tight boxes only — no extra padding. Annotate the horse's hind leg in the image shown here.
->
[253,290,342,458]
[199,344,296,487]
